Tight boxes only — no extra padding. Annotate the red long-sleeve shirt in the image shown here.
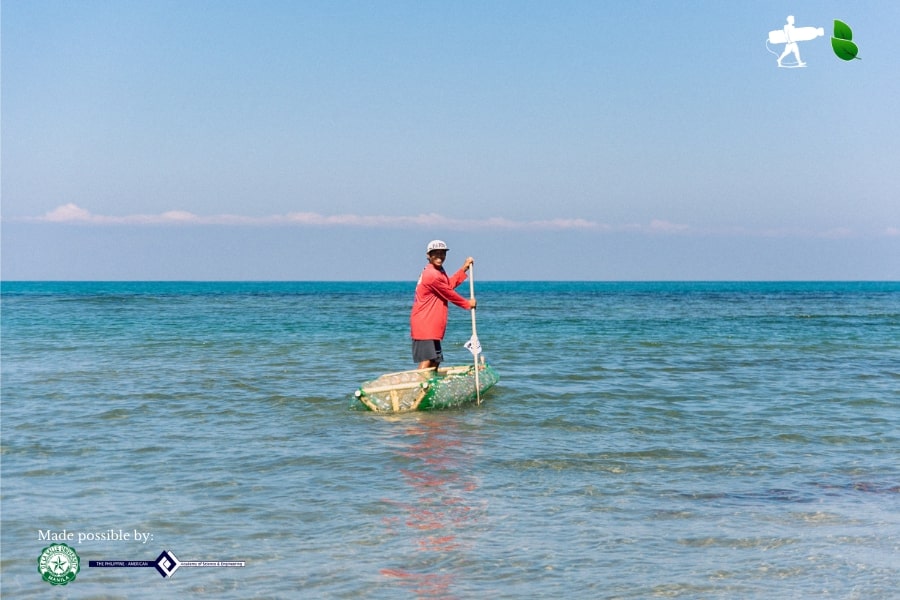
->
[410,264,470,340]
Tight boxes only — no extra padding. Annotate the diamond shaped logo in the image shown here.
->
[154,550,181,578]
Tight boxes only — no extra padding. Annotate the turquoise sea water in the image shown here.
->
[2,281,898,599]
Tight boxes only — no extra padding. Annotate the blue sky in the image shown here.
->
[2,0,898,280]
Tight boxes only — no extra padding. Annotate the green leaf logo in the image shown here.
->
[832,19,860,60]
[833,19,853,41]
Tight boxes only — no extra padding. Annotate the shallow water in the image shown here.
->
[2,281,898,598]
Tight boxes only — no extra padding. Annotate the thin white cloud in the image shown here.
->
[20,204,893,238]
[26,203,616,231]
[39,203,211,225]
[43,203,94,222]
[648,219,690,233]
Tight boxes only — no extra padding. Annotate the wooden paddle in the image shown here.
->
[468,262,481,404]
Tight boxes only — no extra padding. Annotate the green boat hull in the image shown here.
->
[352,363,499,413]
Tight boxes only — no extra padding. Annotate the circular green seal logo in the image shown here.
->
[38,543,80,586]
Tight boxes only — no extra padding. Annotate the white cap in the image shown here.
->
[426,240,449,253]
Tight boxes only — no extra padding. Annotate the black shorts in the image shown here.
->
[412,339,443,364]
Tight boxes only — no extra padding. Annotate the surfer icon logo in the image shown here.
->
[38,543,81,585]
[766,15,824,68]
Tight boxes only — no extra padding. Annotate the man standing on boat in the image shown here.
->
[410,240,476,370]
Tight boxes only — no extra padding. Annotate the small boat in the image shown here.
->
[351,361,499,413]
